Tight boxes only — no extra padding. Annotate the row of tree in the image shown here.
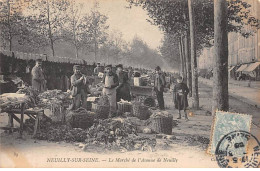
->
[128,0,259,113]
[0,0,109,60]
[0,0,166,69]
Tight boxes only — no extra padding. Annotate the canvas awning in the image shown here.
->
[236,64,248,72]
[243,62,260,72]
[228,66,236,72]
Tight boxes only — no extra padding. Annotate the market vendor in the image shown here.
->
[70,65,90,110]
[31,59,46,92]
[102,64,119,116]
[116,64,131,102]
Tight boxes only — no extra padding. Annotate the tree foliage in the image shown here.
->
[127,0,259,53]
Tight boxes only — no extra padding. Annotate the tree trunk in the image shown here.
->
[212,0,229,114]
[184,32,192,97]
[181,35,187,83]
[188,0,199,109]
[47,0,55,57]
[179,39,184,76]
[75,46,79,58]
[7,0,12,51]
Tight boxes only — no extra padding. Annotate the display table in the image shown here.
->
[0,103,44,137]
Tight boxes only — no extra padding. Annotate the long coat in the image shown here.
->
[154,72,166,92]
[173,82,189,110]
[31,65,45,92]
[116,71,131,102]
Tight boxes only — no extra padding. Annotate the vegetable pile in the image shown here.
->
[37,89,71,110]
[30,116,156,152]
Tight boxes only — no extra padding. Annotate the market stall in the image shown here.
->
[0,88,43,136]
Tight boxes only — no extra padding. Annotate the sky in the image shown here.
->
[81,0,164,50]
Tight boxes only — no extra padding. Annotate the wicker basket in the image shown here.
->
[93,104,110,119]
[117,102,132,113]
[132,103,150,120]
[150,116,173,135]
[66,112,95,129]
[86,101,92,111]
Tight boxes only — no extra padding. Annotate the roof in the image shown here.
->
[0,50,85,65]
[243,62,260,72]
[236,64,248,72]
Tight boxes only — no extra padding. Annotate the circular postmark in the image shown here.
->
[215,130,260,168]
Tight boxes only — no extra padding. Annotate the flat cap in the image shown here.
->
[116,64,123,68]
[105,64,112,68]
[73,65,81,69]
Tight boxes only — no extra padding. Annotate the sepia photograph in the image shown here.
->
[0,0,259,168]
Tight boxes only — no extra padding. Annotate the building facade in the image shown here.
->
[198,0,260,80]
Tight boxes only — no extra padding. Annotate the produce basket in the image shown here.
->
[150,112,173,135]
[66,109,95,129]
[93,104,110,119]
[132,102,150,120]
[117,102,132,113]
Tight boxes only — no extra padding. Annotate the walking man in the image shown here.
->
[31,59,46,92]
[154,66,166,110]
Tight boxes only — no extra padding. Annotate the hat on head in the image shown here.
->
[36,59,42,62]
[105,64,112,68]
[177,76,183,80]
[155,66,161,71]
[116,64,123,68]
[73,65,81,70]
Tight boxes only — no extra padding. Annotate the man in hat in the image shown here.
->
[173,76,189,121]
[94,62,104,76]
[31,59,46,92]
[116,64,131,102]
[154,66,166,110]
[70,65,89,110]
[102,65,119,116]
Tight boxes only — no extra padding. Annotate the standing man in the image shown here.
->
[154,66,166,110]
[116,64,131,102]
[102,65,119,116]
[70,65,89,110]
[31,59,46,92]
[94,63,103,76]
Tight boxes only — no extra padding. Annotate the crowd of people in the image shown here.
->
[31,59,190,121]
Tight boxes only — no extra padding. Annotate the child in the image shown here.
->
[173,76,189,121]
